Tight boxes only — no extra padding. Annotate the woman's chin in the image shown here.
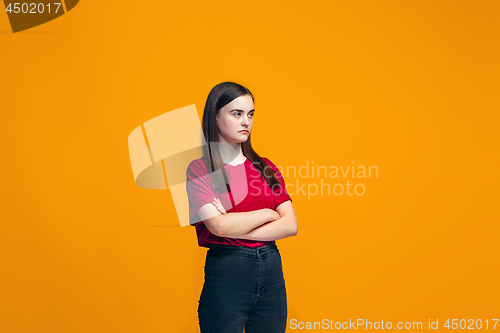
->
[229,138,247,144]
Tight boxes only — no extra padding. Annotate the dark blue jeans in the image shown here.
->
[198,242,288,333]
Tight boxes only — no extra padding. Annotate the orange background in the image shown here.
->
[1,1,499,332]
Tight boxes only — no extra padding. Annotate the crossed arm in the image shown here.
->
[197,199,298,241]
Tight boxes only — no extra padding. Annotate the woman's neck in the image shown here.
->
[218,137,245,165]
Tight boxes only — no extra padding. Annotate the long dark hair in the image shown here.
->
[201,81,282,193]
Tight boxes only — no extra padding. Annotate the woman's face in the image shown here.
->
[216,94,254,144]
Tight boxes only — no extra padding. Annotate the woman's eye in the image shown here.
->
[233,112,253,117]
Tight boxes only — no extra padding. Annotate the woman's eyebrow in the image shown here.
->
[230,109,255,112]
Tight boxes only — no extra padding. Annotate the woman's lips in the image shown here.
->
[239,130,249,134]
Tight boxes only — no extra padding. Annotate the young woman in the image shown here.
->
[186,82,298,333]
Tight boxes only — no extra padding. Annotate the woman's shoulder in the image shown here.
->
[260,156,277,169]
[186,157,210,176]
[260,157,286,176]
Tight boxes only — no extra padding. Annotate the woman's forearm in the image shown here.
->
[230,215,298,241]
[218,209,279,238]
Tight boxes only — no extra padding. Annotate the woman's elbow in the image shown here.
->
[204,215,227,237]
[289,219,298,237]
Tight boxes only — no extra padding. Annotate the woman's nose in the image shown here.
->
[242,116,250,125]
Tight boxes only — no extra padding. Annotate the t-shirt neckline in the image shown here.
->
[224,157,249,167]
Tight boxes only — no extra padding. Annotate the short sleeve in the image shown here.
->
[186,160,217,226]
[263,158,293,210]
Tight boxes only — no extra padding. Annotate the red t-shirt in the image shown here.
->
[185,156,292,248]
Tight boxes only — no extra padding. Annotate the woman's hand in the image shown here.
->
[212,198,227,214]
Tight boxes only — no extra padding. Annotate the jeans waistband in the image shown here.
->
[208,242,277,255]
